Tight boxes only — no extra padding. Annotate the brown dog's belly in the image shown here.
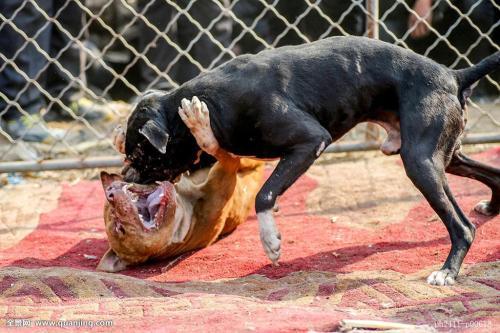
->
[221,159,265,235]
[161,159,265,257]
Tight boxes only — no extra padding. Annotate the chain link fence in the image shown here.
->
[0,0,498,172]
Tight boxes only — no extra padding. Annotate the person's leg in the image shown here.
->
[320,0,365,36]
[453,0,498,98]
[0,0,52,118]
[0,0,55,141]
[175,0,232,84]
[43,0,107,121]
[46,0,85,106]
[46,0,113,121]
[137,0,176,91]
[231,0,272,54]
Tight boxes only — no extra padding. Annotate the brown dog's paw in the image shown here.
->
[178,96,219,155]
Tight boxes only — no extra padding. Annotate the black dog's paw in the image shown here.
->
[257,211,281,266]
[427,269,457,286]
[474,200,499,216]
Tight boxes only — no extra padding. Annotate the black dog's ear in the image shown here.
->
[139,119,169,154]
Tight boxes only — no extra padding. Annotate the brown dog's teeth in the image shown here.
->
[122,184,139,202]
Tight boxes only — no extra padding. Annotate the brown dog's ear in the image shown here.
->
[96,248,129,273]
[139,119,169,154]
[100,171,122,190]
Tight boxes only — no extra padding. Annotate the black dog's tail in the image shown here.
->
[454,51,500,106]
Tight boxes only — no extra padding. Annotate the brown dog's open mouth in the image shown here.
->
[120,182,174,230]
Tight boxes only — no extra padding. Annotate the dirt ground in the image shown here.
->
[0,147,499,332]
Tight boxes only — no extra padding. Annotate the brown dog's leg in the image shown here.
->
[179,96,239,170]
[177,96,256,248]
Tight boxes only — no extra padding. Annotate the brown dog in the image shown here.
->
[97,156,264,272]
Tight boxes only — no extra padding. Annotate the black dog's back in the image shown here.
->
[124,36,498,182]
[181,36,453,156]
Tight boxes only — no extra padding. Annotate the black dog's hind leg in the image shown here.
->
[446,150,500,216]
[400,93,475,286]
[255,120,332,264]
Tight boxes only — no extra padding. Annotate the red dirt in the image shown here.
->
[2,150,498,282]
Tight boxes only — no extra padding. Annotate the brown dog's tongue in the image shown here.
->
[146,186,164,223]
[134,182,173,230]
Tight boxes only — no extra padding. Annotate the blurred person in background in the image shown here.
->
[408,0,499,98]
[229,0,365,55]
[381,0,499,98]
[0,0,108,143]
[136,0,232,92]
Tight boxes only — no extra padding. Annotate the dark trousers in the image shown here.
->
[137,0,232,91]
[0,0,84,120]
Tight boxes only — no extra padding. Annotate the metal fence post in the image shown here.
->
[366,0,379,39]
[365,0,381,141]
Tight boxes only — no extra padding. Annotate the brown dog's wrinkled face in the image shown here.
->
[99,172,177,270]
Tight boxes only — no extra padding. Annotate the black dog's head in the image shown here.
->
[122,90,214,184]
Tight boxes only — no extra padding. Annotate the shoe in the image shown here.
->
[1,114,64,143]
[44,97,112,122]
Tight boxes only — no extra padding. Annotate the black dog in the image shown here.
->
[123,36,499,285]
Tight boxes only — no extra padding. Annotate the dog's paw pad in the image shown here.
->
[427,270,456,286]
[474,200,499,216]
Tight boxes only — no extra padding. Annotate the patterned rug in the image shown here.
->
[0,148,498,332]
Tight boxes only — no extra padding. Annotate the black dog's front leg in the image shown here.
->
[179,96,332,264]
[256,128,332,264]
